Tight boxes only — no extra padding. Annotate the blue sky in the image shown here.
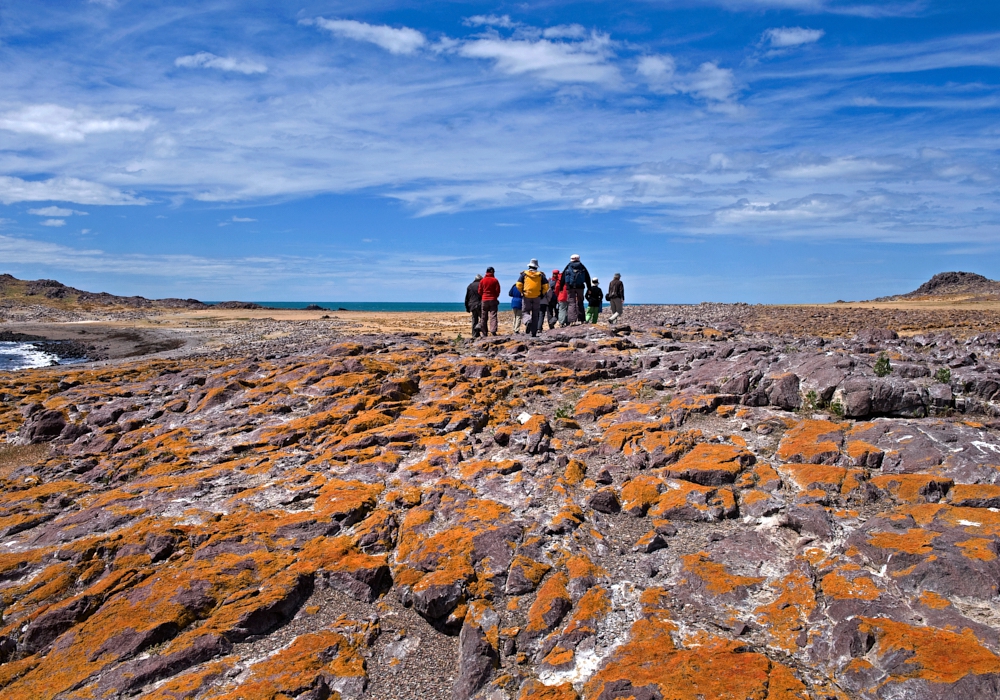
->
[0,0,997,302]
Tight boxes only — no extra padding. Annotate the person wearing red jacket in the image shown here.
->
[477,267,501,337]
[545,270,561,330]
[554,270,570,327]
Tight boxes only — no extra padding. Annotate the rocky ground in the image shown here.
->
[3,305,1000,699]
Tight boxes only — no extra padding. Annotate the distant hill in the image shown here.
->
[0,274,264,310]
[875,271,1000,302]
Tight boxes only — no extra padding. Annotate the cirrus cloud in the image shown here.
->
[175,52,267,74]
[458,32,618,83]
[0,104,153,142]
[0,176,147,206]
[763,27,825,48]
[304,18,427,55]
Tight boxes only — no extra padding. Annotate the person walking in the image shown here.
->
[607,272,625,323]
[560,254,591,325]
[477,267,501,337]
[516,259,549,337]
[546,269,561,329]
[586,278,604,324]
[555,269,570,327]
[465,273,483,339]
[509,282,523,333]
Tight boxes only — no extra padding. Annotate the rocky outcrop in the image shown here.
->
[2,318,1000,699]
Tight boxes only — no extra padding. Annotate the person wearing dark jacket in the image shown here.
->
[465,274,483,339]
[560,254,591,325]
[509,283,523,333]
[477,267,501,336]
[586,278,604,324]
[607,273,625,323]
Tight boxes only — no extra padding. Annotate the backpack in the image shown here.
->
[563,263,584,288]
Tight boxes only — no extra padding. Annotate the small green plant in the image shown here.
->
[454,333,463,346]
[935,367,951,384]
[829,400,845,418]
[873,353,892,377]
[554,404,573,419]
[637,384,658,401]
[802,390,819,412]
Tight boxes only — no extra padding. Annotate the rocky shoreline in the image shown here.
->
[2,307,1000,698]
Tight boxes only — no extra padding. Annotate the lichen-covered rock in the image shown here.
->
[2,315,1000,698]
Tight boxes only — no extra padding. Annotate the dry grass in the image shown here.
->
[0,443,50,479]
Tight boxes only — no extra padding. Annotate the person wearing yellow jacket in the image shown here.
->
[516,259,550,338]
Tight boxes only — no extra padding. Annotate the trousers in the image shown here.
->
[567,288,585,324]
[522,296,542,336]
[557,301,569,326]
[481,300,498,336]
[586,306,601,324]
[545,303,558,329]
[470,308,481,338]
[512,308,522,333]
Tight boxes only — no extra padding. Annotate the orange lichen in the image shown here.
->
[619,475,663,515]
[574,393,616,420]
[755,569,818,654]
[659,442,754,484]
[867,529,940,555]
[918,590,952,609]
[517,680,579,700]
[777,419,843,464]
[681,552,763,596]
[525,572,571,633]
[820,570,881,601]
[859,617,1000,684]
[955,538,997,561]
[870,474,953,504]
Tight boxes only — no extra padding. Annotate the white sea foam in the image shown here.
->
[0,342,60,370]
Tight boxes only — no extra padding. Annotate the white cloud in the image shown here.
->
[28,206,74,217]
[0,104,153,142]
[638,56,739,108]
[579,194,622,210]
[231,216,256,222]
[777,157,899,178]
[174,52,267,75]
[763,27,825,48]
[543,25,588,40]
[40,219,66,227]
[676,62,739,107]
[464,15,517,29]
[458,33,618,83]
[0,176,146,206]
[852,96,879,106]
[637,55,677,93]
[305,18,427,55]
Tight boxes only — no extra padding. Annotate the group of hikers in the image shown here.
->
[464,254,625,339]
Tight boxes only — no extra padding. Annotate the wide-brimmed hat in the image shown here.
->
[592,278,599,284]
[570,254,580,261]
[614,272,621,278]
[528,259,539,269]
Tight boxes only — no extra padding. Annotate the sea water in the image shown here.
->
[0,342,61,371]
[239,302,467,312]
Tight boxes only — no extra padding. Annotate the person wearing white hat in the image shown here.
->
[515,259,549,337]
[560,254,591,325]
[586,277,604,324]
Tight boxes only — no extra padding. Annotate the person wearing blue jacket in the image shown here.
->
[508,283,523,334]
